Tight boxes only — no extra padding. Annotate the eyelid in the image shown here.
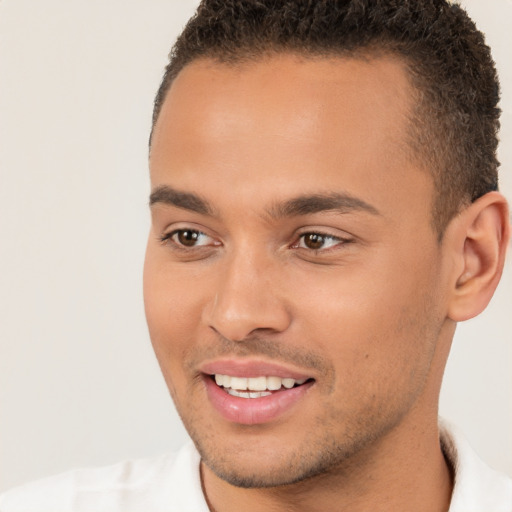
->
[160,226,221,249]
[292,228,354,252]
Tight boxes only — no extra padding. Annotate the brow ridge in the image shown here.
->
[149,186,380,219]
[268,193,381,218]
[149,186,213,216]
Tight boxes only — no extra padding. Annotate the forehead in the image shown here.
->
[152,53,414,157]
[150,54,432,224]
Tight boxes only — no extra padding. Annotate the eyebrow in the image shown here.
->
[149,186,381,219]
[149,186,214,216]
[268,193,381,218]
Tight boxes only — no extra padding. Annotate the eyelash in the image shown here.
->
[294,232,352,252]
[159,228,352,253]
[159,229,216,249]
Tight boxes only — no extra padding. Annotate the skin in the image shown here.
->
[144,54,509,512]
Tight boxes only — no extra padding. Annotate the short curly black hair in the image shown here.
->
[151,0,501,236]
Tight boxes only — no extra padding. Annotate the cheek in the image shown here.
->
[291,248,442,385]
[303,289,440,433]
[143,250,207,377]
[144,240,210,322]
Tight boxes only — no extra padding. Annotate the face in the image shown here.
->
[144,54,451,487]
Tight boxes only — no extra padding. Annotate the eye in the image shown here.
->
[163,229,217,248]
[296,232,346,251]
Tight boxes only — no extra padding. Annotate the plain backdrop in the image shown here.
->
[0,0,511,493]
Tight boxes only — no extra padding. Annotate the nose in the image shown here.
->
[202,249,292,342]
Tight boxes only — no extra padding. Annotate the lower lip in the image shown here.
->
[203,375,314,425]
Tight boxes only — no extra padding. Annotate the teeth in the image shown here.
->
[267,376,282,391]
[230,377,248,390]
[248,376,267,391]
[227,389,272,399]
[213,374,308,394]
[250,391,270,398]
[282,378,295,389]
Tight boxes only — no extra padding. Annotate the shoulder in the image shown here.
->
[441,422,512,512]
[0,442,208,512]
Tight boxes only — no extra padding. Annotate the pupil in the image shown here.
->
[305,233,324,249]
[178,230,199,246]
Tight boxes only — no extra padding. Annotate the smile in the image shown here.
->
[213,374,309,398]
[202,366,315,424]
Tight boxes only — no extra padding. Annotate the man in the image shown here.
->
[1,0,511,511]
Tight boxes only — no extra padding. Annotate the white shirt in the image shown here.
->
[1,425,510,512]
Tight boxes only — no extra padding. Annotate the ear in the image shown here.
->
[447,192,510,322]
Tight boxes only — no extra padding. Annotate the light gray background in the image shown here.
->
[0,0,511,492]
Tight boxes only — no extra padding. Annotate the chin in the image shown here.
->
[202,454,333,489]
[194,428,357,489]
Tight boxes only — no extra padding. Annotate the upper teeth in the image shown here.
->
[214,374,307,391]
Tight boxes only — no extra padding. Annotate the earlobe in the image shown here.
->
[447,192,510,322]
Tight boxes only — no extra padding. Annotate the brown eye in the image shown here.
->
[169,229,215,248]
[302,233,327,250]
[176,230,200,247]
[297,232,347,251]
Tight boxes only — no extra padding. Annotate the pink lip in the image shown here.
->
[200,359,311,380]
[200,359,315,425]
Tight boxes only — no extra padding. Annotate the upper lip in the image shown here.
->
[199,358,313,380]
